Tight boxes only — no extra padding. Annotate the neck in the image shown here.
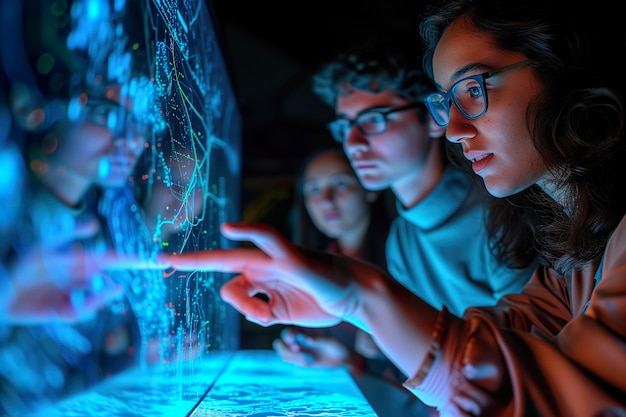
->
[392,144,445,209]
[337,216,371,258]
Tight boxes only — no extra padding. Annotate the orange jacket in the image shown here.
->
[406,215,626,416]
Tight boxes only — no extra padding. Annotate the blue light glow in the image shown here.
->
[86,0,102,20]
[1,0,241,414]
[35,351,378,416]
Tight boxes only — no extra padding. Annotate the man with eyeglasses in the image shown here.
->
[273,36,537,416]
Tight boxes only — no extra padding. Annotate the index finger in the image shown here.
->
[82,251,168,272]
[221,222,296,260]
[162,248,269,272]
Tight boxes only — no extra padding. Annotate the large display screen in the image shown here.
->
[0,0,241,415]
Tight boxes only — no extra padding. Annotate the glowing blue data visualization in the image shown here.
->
[0,0,240,415]
[190,350,379,417]
[34,350,378,417]
[95,0,243,367]
[33,351,236,417]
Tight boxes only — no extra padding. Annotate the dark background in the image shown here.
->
[210,0,430,228]
[209,1,430,348]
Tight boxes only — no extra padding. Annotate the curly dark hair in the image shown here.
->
[419,0,626,275]
[312,37,432,121]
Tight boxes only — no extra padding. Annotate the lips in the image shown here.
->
[324,211,340,221]
[353,160,376,168]
[352,160,379,174]
[467,153,494,173]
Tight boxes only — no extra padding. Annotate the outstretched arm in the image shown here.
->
[162,222,441,380]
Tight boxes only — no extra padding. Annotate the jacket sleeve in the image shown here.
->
[404,217,626,416]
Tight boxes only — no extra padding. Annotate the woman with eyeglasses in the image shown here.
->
[159,0,626,414]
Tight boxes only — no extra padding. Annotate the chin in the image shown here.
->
[358,177,387,192]
[483,179,517,199]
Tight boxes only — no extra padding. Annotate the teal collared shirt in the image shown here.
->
[386,166,535,316]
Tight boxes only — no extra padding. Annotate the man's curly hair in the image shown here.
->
[312,37,433,114]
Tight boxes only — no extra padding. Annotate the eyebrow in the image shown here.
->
[335,105,393,119]
[436,62,491,91]
[304,171,355,182]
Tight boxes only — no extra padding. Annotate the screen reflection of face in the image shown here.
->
[142,158,205,245]
[53,86,148,189]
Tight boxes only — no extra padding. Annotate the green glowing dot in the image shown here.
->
[37,53,55,75]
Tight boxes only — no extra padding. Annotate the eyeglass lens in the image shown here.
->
[426,60,533,126]
[328,103,422,143]
[329,112,386,143]
[427,76,486,126]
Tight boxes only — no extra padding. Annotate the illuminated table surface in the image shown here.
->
[33,350,380,416]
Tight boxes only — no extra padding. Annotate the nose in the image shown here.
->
[320,186,336,203]
[344,125,368,158]
[444,109,475,144]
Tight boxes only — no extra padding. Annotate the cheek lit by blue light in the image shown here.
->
[67,97,82,121]
[0,145,24,233]
[98,157,111,179]
[0,148,21,194]
[86,0,102,20]
[70,288,86,309]
[106,108,118,131]
[91,274,105,292]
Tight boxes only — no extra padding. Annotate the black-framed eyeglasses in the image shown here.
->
[327,102,423,144]
[425,60,533,127]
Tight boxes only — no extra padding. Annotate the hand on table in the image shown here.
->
[273,327,363,371]
[355,328,385,359]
